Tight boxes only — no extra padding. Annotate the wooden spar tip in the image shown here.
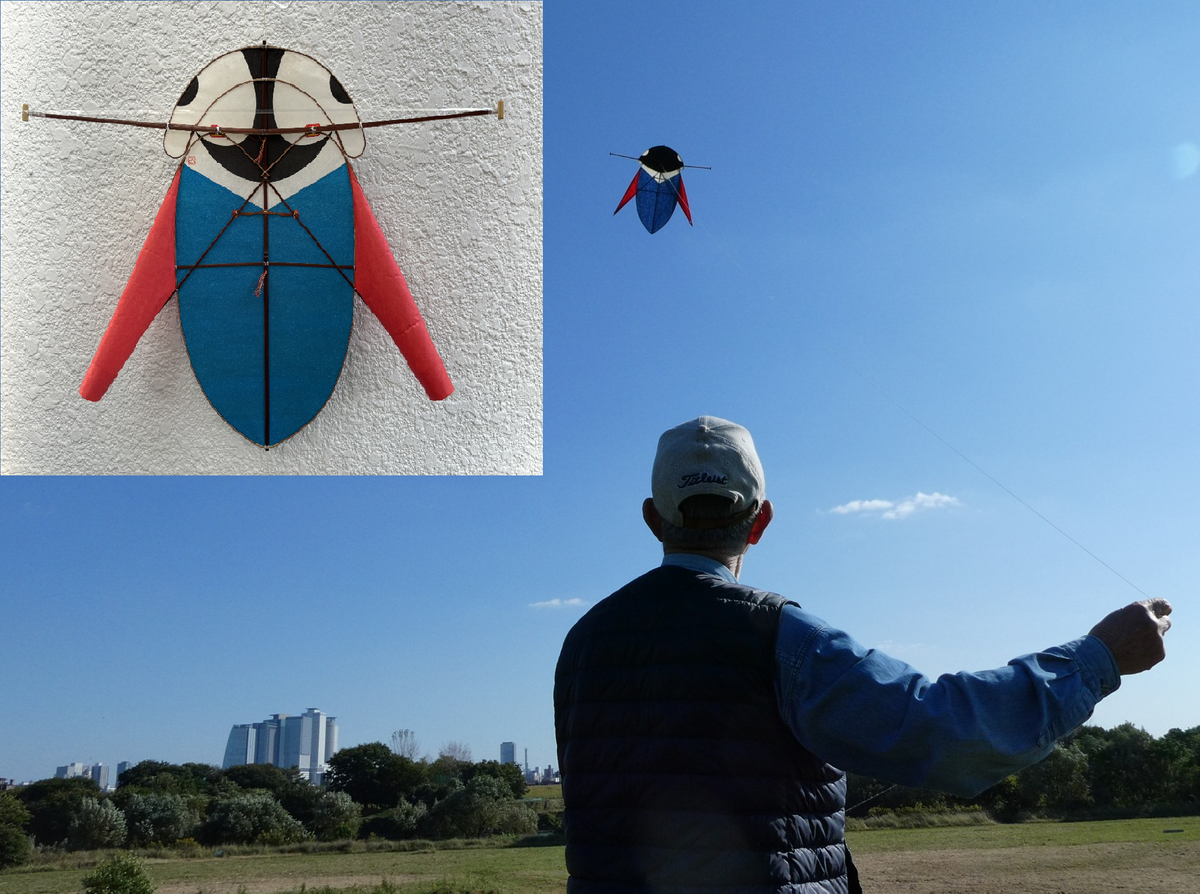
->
[22,103,29,122]
[497,100,504,120]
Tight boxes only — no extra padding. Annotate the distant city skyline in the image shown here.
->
[7,729,555,789]
[223,708,339,786]
[55,761,109,791]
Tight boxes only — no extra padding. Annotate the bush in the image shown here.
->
[122,792,199,846]
[0,822,32,868]
[360,799,428,840]
[425,776,538,839]
[308,790,363,841]
[199,793,308,846]
[82,852,156,894]
[0,792,32,868]
[846,805,994,831]
[69,797,128,851]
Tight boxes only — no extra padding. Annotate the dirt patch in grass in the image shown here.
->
[854,840,1200,893]
[154,876,422,894]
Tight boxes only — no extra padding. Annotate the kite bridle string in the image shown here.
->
[179,129,365,309]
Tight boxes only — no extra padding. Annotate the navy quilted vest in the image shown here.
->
[555,565,860,894]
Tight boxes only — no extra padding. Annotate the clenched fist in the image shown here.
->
[1088,599,1173,675]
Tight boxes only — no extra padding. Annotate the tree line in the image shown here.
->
[846,723,1200,820]
[0,742,537,869]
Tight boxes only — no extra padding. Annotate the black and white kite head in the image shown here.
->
[637,145,685,182]
[164,45,365,202]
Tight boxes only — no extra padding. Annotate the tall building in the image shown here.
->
[89,763,110,790]
[500,741,516,765]
[222,708,338,784]
[55,762,110,789]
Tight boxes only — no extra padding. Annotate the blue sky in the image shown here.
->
[4,0,1199,785]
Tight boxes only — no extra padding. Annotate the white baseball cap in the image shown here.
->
[651,416,765,527]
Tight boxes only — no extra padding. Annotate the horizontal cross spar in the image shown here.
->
[21,101,504,130]
[609,152,711,169]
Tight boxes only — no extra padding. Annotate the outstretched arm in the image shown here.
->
[774,604,1151,797]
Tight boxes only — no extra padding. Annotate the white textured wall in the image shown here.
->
[0,0,542,474]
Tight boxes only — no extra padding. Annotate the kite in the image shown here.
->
[612,145,701,234]
[23,44,502,448]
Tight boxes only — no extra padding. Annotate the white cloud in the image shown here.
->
[529,598,589,609]
[830,499,894,515]
[830,491,960,520]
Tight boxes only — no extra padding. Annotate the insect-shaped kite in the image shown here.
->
[612,145,705,234]
[24,44,502,448]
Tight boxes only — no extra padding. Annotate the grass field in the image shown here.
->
[849,817,1200,893]
[2,817,1196,894]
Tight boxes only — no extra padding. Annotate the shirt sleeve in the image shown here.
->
[774,604,1121,797]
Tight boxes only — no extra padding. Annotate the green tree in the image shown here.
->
[1158,726,1200,804]
[199,793,308,846]
[308,790,362,841]
[425,775,536,839]
[1076,723,1168,808]
[222,763,302,798]
[69,797,128,851]
[326,743,426,811]
[1014,742,1092,812]
[0,791,33,868]
[14,776,101,846]
[222,763,321,827]
[82,852,156,894]
[121,793,199,846]
[117,761,228,797]
[463,760,529,799]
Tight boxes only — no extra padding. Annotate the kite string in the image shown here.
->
[685,224,1152,601]
[828,349,1153,599]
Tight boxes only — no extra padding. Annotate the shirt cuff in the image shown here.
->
[1077,633,1122,698]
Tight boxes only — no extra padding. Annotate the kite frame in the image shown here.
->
[22,43,504,448]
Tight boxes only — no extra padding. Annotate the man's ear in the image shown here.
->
[746,499,774,545]
[642,498,665,542]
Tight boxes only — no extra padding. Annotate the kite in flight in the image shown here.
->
[25,44,501,448]
[613,145,693,234]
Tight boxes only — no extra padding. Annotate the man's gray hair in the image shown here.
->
[658,494,759,555]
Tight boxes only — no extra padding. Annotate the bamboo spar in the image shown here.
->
[21,102,506,133]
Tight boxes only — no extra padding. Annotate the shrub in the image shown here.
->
[82,852,156,894]
[308,790,363,841]
[425,776,537,839]
[360,799,428,840]
[0,822,32,868]
[0,792,32,868]
[122,792,200,846]
[199,792,308,846]
[69,797,128,851]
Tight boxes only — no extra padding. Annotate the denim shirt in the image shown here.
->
[660,553,1121,797]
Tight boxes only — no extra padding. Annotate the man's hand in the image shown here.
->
[1088,598,1173,675]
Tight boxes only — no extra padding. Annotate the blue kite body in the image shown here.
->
[614,145,693,234]
[176,163,354,446]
